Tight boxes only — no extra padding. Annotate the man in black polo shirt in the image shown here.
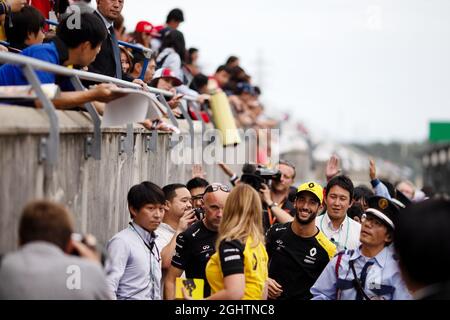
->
[163,183,229,299]
[266,181,336,300]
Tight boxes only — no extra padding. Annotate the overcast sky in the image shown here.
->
[120,0,450,143]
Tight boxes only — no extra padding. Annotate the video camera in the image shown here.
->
[240,164,281,191]
[194,207,205,220]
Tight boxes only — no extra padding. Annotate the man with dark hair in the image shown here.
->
[156,184,195,272]
[311,196,411,300]
[4,5,45,50]
[353,185,375,211]
[0,200,110,299]
[225,55,239,68]
[266,182,336,300]
[152,8,184,52]
[394,199,450,299]
[186,177,209,209]
[89,0,124,79]
[213,65,231,87]
[127,51,156,83]
[316,175,361,251]
[166,8,184,29]
[105,181,166,300]
[0,12,124,110]
[164,183,229,299]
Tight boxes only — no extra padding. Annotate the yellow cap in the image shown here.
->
[296,181,324,204]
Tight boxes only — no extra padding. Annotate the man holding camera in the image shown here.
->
[260,160,297,232]
[0,200,110,299]
[163,183,229,299]
[156,184,196,273]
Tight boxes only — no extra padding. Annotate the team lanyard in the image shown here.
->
[320,214,350,249]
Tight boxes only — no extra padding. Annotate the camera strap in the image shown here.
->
[128,222,160,261]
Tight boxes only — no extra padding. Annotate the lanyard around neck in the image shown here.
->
[320,214,350,249]
[129,222,160,261]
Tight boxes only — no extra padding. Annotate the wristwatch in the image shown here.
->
[268,202,278,209]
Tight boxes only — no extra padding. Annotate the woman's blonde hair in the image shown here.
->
[216,184,265,249]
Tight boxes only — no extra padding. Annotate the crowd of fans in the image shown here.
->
[1,155,449,300]
[1,0,449,302]
[0,0,278,150]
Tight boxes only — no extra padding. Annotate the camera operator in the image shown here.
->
[260,160,297,232]
[164,183,230,299]
[186,177,209,209]
[0,200,110,299]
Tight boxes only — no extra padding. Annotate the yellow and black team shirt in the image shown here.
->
[266,222,336,300]
[205,236,268,300]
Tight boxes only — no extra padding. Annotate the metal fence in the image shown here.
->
[0,51,207,165]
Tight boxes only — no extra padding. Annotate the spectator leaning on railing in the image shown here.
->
[89,0,124,79]
[4,5,45,51]
[0,12,126,111]
[126,50,156,83]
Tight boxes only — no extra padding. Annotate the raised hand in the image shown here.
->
[326,154,341,181]
[369,159,377,181]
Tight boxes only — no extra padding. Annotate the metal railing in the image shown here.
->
[0,51,205,165]
[45,19,152,81]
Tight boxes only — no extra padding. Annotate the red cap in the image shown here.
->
[135,21,154,34]
[152,25,164,36]
[151,67,182,87]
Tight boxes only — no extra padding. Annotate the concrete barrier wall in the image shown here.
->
[0,107,238,253]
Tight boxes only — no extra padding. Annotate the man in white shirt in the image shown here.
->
[105,181,166,300]
[316,175,361,251]
[156,184,196,271]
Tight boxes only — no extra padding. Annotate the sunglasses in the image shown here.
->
[204,183,231,194]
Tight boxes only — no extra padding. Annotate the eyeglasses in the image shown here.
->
[204,183,231,194]
[361,214,384,228]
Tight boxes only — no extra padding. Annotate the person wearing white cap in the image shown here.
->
[150,67,184,115]
[311,196,412,300]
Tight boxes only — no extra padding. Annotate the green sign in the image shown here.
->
[430,122,450,142]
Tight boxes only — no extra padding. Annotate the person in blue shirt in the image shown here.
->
[0,11,124,111]
[310,196,412,300]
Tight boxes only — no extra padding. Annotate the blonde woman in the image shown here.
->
[204,184,269,300]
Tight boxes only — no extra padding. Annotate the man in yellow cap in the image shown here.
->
[265,181,336,300]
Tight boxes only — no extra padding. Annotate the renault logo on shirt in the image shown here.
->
[304,247,318,264]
